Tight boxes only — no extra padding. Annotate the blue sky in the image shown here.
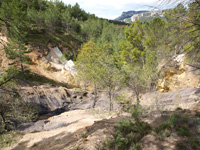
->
[62,0,170,19]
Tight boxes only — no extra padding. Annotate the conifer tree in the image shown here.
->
[120,20,158,108]
[0,0,30,77]
[76,41,101,108]
[76,42,121,110]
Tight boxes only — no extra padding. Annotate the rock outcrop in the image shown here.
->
[19,85,72,115]
[158,54,200,92]
[28,44,77,86]
[18,86,121,117]
[138,88,200,111]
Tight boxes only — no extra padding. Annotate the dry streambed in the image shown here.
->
[6,109,126,150]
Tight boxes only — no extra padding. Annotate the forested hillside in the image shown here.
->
[76,1,200,110]
[0,0,127,61]
[0,0,126,132]
[0,0,199,149]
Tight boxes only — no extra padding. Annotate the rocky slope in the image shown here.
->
[5,109,200,150]
[0,32,199,150]
[7,110,130,150]
[16,85,122,123]
[115,9,165,23]
[157,54,200,92]
[115,10,148,21]
[1,86,197,150]
[0,33,77,86]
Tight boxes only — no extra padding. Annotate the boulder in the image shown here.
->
[46,45,77,76]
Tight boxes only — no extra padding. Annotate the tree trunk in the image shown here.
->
[109,88,113,111]
[136,92,140,108]
[92,84,98,108]
[19,55,25,79]
[84,81,86,90]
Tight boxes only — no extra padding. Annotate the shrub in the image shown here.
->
[0,131,21,148]
[115,120,135,136]
[105,119,151,150]
[154,121,171,133]
[168,113,188,128]
[189,137,200,149]
[177,137,200,150]
[176,126,190,137]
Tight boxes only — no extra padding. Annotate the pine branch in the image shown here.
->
[0,76,15,87]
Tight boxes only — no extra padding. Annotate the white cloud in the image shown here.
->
[62,0,164,19]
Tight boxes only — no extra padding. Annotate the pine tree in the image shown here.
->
[0,0,31,77]
[76,41,121,110]
[76,41,101,108]
[120,20,145,67]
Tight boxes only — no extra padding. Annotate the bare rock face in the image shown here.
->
[28,44,78,86]
[138,88,200,111]
[157,54,200,92]
[19,85,73,115]
[46,44,77,76]
[18,85,121,117]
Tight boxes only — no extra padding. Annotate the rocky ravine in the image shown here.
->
[3,86,198,150]
[7,108,200,150]
[7,110,129,150]
[1,32,199,150]
[18,85,121,117]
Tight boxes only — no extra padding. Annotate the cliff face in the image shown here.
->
[157,54,200,92]
[0,33,77,86]
[115,9,165,23]
[115,10,148,21]
[28,43,77,86]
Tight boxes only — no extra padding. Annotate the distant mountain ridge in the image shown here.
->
[115,10,148,21]
[115,9,165,23]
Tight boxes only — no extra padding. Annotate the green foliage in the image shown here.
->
[76,41,122,110]
[105,120,150,150]
[176,126,190,136]
[131,107,143,122]
[119,20,159,109]
[153,111,195,142]
[177,137,200,150]
[0,131,21,148]
[0,67,38,132]
[115,120,135,136]
[154,121,171,134]
[114,93,130,104]
[154,111,198,142]
[76,41,101,84]
[157,129,171,138]
[0,66,19,87]
[168,113,188,128]
[5,38,31,67]
[114,93,132,112]
[59,54,68,62]
[120,21,145,65]
[189,137,200,149]
[144,17,167,49]
[81,132,88,138]
[164,2,200,62]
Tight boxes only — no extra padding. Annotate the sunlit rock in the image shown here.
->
[158,54,200,92]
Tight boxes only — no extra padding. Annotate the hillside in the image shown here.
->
[0,0,200,150]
